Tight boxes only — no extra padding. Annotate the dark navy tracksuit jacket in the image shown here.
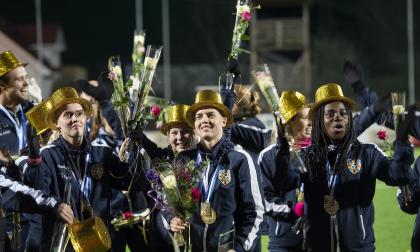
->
[24,136,133,251]
[160,137,265,252]
[258,142,302,248]
[291,141,414,252]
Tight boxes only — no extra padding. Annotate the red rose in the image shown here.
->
[191,187,201,202]
[377,129,387,140]
[241,11,251,21]
[122,211,133,219]
[151,105,161,117]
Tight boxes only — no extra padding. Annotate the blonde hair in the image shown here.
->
[234,84,262,117]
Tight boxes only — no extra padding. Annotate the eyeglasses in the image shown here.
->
[324,109,349,119]
[62,110,85,119]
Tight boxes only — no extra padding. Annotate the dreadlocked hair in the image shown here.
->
[305,103,361,182]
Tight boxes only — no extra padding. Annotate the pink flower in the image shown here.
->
[293,202,304,217]
[191,187,201,202]
[240,11,251,21]
[122,211,133,219]
[377,129,387,140]
[151,105,161,118]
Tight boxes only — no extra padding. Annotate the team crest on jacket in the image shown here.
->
[218,169,231,185]
[347,159,362,174]
[91,163,104,180]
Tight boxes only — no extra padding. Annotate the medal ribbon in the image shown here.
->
[68,153,92,202]
[203,162,222,203]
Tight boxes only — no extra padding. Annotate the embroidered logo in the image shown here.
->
[218,169,231,186]
[91,163,104,180]
[347,159,362,174]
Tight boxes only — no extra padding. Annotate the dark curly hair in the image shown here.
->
[304,102,361,182]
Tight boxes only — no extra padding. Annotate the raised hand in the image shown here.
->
[26,124,40,159]
[396,104,417,142]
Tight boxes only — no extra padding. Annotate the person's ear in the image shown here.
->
[222,117,227,127]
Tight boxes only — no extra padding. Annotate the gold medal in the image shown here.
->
[324,195,339,215]
[200,202,217,224]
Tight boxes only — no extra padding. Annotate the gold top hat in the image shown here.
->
[310,83,356,115]
[69,217,111,252]
[186,90,233,127]
[279,91,306,124]
[26,101,52,135]
[46,87,92,129]
[0,51,28,77]
[160,104,191,135]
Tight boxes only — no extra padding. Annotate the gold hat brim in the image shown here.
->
[160,121,191,135]
[309,96,356,115]
[47,98,92,129]
[186,102,233,128]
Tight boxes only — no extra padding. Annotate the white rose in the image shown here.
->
[238,4,250,14]
[161,174,177,189]
[145,57,158,69]
[393,105,405,115]
[113,65,122,76]
[134,34,145,45]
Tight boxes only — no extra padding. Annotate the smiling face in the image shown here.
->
[0,66,29,104]
[287,107,312,141]
[194,107,227,143]
[323,101,350,142]
[168,123,195,153]
[55,103,86,143]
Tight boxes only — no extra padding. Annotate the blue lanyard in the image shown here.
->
[197,151,222,203]
[326,154,340,190]
[69,153,92,201]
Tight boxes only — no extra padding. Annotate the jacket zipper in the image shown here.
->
[203,224,209,251]
[359,214,366,239]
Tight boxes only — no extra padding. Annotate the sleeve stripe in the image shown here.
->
[0,174,57,208]
[237,123,271,134]
[264,199,291,213]
[257,143,277,165]
[234,147,265,251]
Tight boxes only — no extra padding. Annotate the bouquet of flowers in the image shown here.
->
[146,158,208,251]
[229,0,259,59]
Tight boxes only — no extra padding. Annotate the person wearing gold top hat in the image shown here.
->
[0,50,35,252]
[23,87,140,251]
[0,100,74,251]
[127,104,197,251]
[282,83,416,252]
[168,90,265,252]
[258,91,311,252]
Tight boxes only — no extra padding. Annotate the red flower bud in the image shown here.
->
[151,105,161,117]
[376,129,387,140]
[191,187,201,202]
